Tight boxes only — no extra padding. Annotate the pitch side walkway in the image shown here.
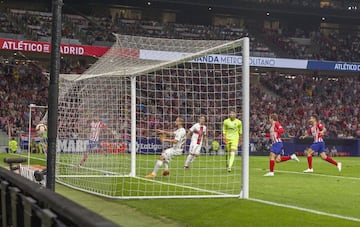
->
[56,184,182,227]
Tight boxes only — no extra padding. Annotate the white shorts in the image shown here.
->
[189,144,202,155]
[162,148,183,161]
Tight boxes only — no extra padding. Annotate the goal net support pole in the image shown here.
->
[240,37,250,199]
[130,75,136,177]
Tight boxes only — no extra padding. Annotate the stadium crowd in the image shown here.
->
[0,59,48,136]
[135,65,241,141]
[2,62,357,146]
[317,31,360,62]
[263,27,315,59]
[3,9,273,56]
[0,5,359,147]
[8,9,77,42]
[0,11,21,34]
[263,26,360,61]
[243,0,359,10]
[1,8,359,61]
[72,15,273,57]
[134,65,360,144]
[259,73,360,139]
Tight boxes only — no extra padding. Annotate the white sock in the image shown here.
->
[190,156,196,163]
[184,155,192,166]
[152,160,163,175]
[164,160,169,170]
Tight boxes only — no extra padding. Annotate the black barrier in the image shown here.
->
[3,158,27,164]
[3,158,27,172]
[0,167,120,227]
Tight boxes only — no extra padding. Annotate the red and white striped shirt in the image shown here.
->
[189,123,207,145]
[266,121,284,143]
[89,121,105,142]
[308,123,324,142]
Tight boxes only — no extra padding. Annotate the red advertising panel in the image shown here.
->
[0,38,110,57]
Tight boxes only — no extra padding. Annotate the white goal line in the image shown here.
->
[10,152,46,162]
[250,198,360,223]
[57,174,131,178]
[133,176,234,196]
[254,168,360,181]
[57,178,240,200]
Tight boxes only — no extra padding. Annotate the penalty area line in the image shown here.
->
[250,198,360,223]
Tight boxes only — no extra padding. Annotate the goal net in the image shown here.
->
[56,34,249,199]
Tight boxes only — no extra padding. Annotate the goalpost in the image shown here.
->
[56,34,249,199]
[27,104,48,163]
[14,103,49,186]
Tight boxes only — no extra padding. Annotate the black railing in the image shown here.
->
[0,167,120,227]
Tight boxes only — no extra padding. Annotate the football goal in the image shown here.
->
[56,34,250,199]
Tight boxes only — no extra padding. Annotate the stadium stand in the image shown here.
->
[242,0,359,10]
[259,73,360,138]
[0,11,21,35]
[71,15,275,57]
[8,9,80,44]
[134,68,360,142]
[1,8,275,56]
[3,7,359,61]
[0,2,359,149]
[1,61,357,150]
[317,31,360,62]
[0,0,357,225]
[262,27,314,59]
[0,60,48,135]
[262,26,360,61]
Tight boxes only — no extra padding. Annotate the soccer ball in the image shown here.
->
[162,169,170,176]
[35,123,47,134]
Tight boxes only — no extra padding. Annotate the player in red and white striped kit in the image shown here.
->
[263,114,299,177]
[79,117,117,167]
[184,116,208,169]
[300,115,341,173]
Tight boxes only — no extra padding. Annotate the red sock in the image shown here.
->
[281,156,291,162]
[270,160,275,172]
[325,157,338,166]
[307,156,313,169]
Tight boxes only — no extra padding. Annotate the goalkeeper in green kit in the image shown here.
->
[222,110,242,172]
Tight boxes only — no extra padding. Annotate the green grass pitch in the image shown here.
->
[55,153,243,198]
[1,152,360,226]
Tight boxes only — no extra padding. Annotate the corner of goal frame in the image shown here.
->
[238,189,249,200]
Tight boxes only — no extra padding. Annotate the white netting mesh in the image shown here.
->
[56,34,245,198]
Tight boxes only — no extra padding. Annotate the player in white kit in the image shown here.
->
[145,117,186,178]
[184,116,208,169]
